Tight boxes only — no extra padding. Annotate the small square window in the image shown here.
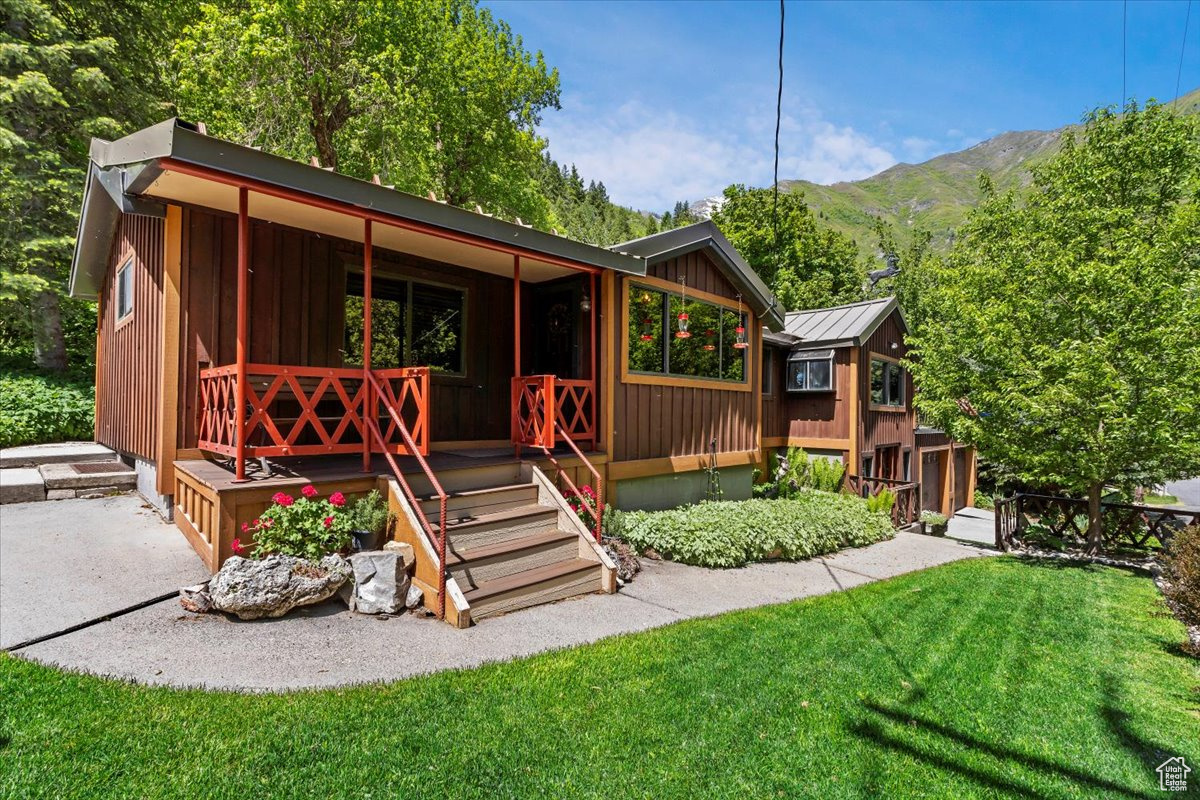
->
[116,259,133,320]
[787,348,835,392]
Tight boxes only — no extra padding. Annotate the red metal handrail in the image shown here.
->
[364,370,448,619]
[537,420,604,541]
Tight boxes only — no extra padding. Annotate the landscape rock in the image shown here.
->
[382,540,415,567]
[346,550,410,614]
[405,583,423,610]
[210,554,350,620]
[179,582,213,613]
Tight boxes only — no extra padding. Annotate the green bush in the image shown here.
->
[866,488,896,516]
[1162,524,1200,655]
[759,447,847,498]
[343,490,390,534]
[606,494,894,569]
[0,371,95,448]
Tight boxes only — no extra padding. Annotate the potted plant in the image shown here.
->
[920,510,949,536]
[236,485,352,559]
[343,490,390,552]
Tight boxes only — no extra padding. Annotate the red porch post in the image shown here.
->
[513,254,521,458]
[362,219,373,472]
[234,186,249,481]
[589,271,597,447]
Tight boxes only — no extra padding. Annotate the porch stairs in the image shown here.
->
[388,461,615,627]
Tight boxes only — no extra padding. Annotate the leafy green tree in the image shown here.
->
[173,0,560,227]
[868,218,940,334]
[908,101,1200,551]
[712,184,865,311]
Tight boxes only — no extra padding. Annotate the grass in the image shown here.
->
[1143,494,1180,506]
[2,558,1197,799]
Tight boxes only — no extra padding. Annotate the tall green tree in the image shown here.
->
[908,101,1200,551]
[173,0,560,227]
[0,0,192,372]
[868,218,940,335]
[712,184,865,311]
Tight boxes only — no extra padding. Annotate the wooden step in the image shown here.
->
[462,558,603,621]
[434,504,560,550]
[447,529,580,588]
[419,483,538,518]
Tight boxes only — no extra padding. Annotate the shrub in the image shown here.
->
[606,494,894,569]
[973,493,996,511]
[920,511,948,526]
[0,371,94,448]
[866,488,896,516]
[237,486,352,560]
[343,490,390,534]
[1162,524,1200,654]
[759,447,847,498]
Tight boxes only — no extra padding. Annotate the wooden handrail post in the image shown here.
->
[234,186,249,481]
[362,219,373,473]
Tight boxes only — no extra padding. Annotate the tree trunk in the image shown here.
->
[32,284,67,372]
[1086,481,1103,555]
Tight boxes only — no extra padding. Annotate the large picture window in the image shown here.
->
[870,356,906,407]
[344,273,465,375]
[787,348,834,392]
[626,283,746,383]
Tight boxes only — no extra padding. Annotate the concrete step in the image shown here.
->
[0,442,116,469]
[0,468,46,504]
[38,461,136,499]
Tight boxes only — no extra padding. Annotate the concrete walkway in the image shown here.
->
[945,507,996,547]
[0,495,209,649]
[9,531,992,691]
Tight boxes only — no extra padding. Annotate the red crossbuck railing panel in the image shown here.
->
[197,364,429,459]
[554,379,595,445]
[512,375,556,449]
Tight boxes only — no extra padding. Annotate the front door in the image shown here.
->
[531,281,583,379]
[876,445,900,482]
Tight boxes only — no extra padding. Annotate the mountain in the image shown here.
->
[780,86,1200,255]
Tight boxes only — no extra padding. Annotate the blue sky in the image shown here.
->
[484,0,1199,211]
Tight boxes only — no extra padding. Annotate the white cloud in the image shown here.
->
[538,94,897,211]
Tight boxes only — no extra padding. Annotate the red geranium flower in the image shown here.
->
[301,484,318,499]
[231,538,245,555]
[272,492,294,507]
[323,515,334,528]
[329,492,346,507]
[241,522,249,533]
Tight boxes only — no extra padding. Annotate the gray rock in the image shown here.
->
[405,583,423,610]
[382,540,415,567]
[179,582,213,613]
[210,554,350,620]
[347,550,410,615]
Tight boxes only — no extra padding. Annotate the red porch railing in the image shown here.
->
[511,374,603,540]
[847,474,920,527]
[197,364,429,458]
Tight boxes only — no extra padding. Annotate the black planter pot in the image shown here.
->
[350,528,382,552]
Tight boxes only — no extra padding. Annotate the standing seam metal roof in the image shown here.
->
[781,297,902,346]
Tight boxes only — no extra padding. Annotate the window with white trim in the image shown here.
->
[870,357,906,407]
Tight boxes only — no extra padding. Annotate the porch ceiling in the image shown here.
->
[142,169,577,282]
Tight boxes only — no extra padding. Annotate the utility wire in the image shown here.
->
[773,0,784,274]
[1175,0,1192,109]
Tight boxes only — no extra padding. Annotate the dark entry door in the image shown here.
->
[876,445,900,482]
[531,281,583,379]
[921,451,942,513]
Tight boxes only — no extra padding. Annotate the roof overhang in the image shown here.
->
[781,296,909,350]
[613,221,785,332]
[70,118,647,300]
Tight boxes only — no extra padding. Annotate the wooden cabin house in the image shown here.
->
[69,119,786,625]
[761,297,975,522]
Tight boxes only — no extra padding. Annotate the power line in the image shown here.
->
[773,0,784,273]
[1175,0,1192,109]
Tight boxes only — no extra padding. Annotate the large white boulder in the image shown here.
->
[210,554,350,620]
[345,550,410,615]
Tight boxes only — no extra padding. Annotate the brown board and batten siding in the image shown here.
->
[95,213,164,461]
[770,346,853,443]
[611,249,760,464]
[859,312,915,457]
[176,207,516,450]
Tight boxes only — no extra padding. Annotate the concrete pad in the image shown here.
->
[946,507,998,547]
[38,462,136,490]
[0,494,209,649]
[0,441,115,468]
[0,468,44,504]
[818,531,991,581]
[12,528,994,691]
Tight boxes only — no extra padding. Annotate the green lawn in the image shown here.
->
[2,558,1197,799]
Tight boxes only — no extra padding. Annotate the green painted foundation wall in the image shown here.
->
[613,465,754,512]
